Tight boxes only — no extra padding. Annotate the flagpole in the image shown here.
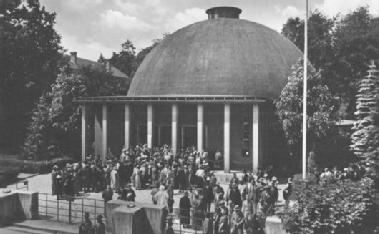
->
[302,0,308,180]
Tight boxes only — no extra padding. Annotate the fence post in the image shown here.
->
[94,199,97,222]
[81,198,84,223]
[45,194,47,218]
[57,198,60,221]
[68,200,72,224]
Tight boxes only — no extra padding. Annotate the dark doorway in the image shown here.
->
[182,126,197,148]
[137,125,147,145]
[160,126,171,145]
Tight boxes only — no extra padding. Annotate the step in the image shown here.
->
[4,226,54,234]
[13,220,78,234]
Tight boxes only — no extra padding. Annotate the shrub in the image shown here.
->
[21,156,73,174]
[281,177,375,234]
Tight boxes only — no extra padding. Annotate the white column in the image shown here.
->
[81,105,86,161]
[124,104,130,150]
[172,104,178,155]
[252,104,259,173]
[224,103,231,173]
[197,104,204,152]
[102,104,107,161]
[147,104,153,148]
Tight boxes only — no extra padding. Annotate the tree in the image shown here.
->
[275,59,335,169]
[23,67,129,160]
[0,0,62,147]
[282,11,335,70]
[331,7,379,118]
[350,60,379,162]
[281,7,379,119]
[109,39,137,77]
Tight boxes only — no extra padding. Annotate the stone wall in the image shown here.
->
[0,191,38,226]
[106,200,167,234]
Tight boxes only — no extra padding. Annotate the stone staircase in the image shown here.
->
[6,220,80,234]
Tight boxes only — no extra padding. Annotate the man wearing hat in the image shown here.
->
[259,185,271,216]
[243,178,257,214]
[179,191,191,228]
[79,212,93,234]
[94,214,105,234]
[52,165,59,195]
[231,205,244,234]
[218,214,229,234]
[268,179,278,215]
[283,178,292,207]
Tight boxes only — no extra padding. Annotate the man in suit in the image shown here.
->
[179,191,191,228]
[243,178,258,214]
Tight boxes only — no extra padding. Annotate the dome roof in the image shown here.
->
[128,18,302,99]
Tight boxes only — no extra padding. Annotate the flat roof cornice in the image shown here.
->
[74,95,267,104]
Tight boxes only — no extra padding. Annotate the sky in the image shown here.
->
[39,0,379,61]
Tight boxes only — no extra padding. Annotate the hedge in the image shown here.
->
[281,176,375,234]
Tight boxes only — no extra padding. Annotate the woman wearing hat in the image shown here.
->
[218,215,230,234]
[231,205,244,234]
[52,165,59,195]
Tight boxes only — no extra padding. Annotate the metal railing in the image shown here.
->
[38,193,105,225]
[166,209,212,234]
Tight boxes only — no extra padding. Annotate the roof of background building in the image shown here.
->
[66,54,128,79]
[128,17,302,99]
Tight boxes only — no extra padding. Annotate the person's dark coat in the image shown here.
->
[51,170,58,195]
[179,196,191,225]
[229,188,242,207]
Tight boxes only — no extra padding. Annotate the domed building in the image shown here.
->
[77,7,302,172]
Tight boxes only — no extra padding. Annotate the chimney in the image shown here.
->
[206,7,242,19]
[70,52,77,64]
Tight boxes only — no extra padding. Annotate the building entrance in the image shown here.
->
[181,126,196,148]
[137,124,208,149]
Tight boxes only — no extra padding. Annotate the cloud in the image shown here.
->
[99,10,152,32]
[63,0,103,11]
[315,0,379,16]
[164,7,205,32]
[62,35,114,60]
[275,5,303,19]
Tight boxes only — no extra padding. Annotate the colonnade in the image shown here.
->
[81,103,260,173]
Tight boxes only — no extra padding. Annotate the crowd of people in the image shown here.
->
[52,145,218,197]
[61,144,375,234]
[51,144,284,234]
[176,172,282,234]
